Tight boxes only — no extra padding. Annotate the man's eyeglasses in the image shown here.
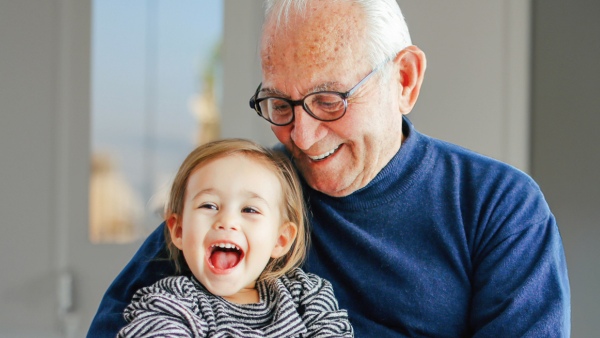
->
[249,59,389,126]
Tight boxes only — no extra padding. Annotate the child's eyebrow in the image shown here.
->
[244,191,270,205]
[190,189,271,205]
[190,188,217,201]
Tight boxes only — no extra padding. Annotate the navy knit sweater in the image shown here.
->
[88,118,570,337]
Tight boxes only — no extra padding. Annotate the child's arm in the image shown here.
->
[285,269,354,337]
[117,310,195,338]
[117,277,207,337]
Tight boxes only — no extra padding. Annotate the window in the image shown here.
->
[90,0,223,243]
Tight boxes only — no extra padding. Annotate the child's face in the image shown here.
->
[168,154,296,304]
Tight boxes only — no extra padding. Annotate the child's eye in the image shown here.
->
[242,207,260,214]
[199,203,218,210]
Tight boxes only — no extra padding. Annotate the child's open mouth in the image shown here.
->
[208,243,244,271]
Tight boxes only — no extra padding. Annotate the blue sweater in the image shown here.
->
[88,118,570,337]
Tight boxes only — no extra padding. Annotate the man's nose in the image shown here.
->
[290,105,325,150]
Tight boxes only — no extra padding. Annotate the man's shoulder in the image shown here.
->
[425,132,535,185]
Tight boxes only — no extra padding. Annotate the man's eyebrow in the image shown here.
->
[312,82,341,92]
[260,81,342,98]
[259,87,287,97]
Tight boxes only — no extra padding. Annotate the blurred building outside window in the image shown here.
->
[90,0,222,243]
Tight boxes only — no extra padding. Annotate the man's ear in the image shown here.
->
[394,45,427,115]
[167,214,183,250]
[271,222,298,258]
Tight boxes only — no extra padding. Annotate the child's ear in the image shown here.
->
[167,214,183,250]
[271,222,298,258]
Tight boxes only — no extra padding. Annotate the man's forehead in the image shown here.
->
[261,28,352,69]
[260,1,365,65]
[259,1,367,94]
[263,0,360,32]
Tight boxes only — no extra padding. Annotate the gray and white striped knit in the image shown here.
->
[117,268,353,337]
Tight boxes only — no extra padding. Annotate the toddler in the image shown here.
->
[117,139,353,337]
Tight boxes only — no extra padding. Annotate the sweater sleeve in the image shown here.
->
[284,269,354,337]
[118,306,195,338]
[87,223,176,338]
[117,277,206,338]
[468,176,570,337]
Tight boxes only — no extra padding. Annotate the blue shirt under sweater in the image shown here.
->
[88,117,570,337]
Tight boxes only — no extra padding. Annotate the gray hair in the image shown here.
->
[263,0,412,67]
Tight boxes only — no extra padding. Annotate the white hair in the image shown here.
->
[263,0,412,67]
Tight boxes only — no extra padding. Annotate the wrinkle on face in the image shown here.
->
[258,0,403,197]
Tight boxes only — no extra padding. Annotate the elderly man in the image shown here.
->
[89,0,570,336]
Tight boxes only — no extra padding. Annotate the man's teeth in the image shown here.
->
[309,145,340,161]
[211,243,240,251]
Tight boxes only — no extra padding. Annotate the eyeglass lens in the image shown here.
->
[259,92,346,125]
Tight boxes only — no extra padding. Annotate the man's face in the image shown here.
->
[260,2,404,197]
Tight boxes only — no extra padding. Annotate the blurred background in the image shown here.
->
[0,0,598,336]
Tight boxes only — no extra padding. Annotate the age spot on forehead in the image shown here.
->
[261,0,366,83]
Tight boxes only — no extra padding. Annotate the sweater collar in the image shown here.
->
[302,116,433,211]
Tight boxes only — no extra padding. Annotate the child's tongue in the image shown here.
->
[211,250,240,270]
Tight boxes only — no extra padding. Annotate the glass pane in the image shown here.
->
[90,0,223,243]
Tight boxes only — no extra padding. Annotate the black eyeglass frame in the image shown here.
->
[249,59,389,126]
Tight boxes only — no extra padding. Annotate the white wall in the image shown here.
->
[531,1,600,336]
[2,0,594,336]
[0,0,96,336]
[401,0,530,172]
[220,0,274,146]
[1,1,66,336]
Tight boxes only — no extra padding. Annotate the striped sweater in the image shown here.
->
[117,268,353,337]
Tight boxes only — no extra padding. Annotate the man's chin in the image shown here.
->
[294,152,358,196]
[303,171,355,197]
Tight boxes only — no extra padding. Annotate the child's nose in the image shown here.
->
[214,213,239,231]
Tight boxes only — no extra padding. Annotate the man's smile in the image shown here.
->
[307,144,341,161]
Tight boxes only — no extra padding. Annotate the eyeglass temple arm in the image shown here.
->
[249,83,263,110]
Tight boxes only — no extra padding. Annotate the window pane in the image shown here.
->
[90,0,223,243]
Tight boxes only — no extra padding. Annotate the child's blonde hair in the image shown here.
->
[164,138,308,282]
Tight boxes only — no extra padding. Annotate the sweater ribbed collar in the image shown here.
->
[300,116,434,211]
